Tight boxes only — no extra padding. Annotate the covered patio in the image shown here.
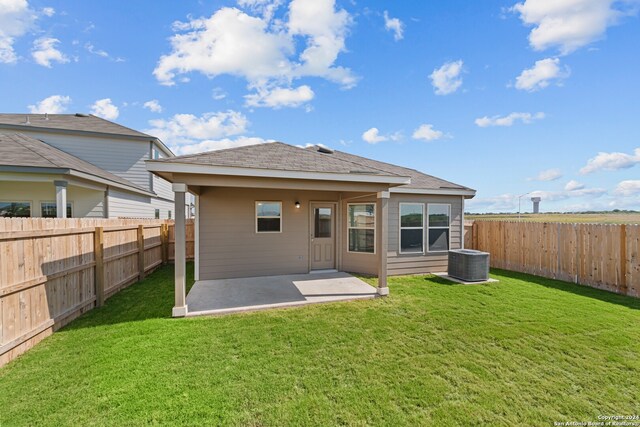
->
[185,271,377,316]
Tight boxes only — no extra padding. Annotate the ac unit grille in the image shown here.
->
[448,249,490,282]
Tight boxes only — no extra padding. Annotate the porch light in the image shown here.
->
[295,201,301,209]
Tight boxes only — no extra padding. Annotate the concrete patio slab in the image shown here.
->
[185,271,377,316]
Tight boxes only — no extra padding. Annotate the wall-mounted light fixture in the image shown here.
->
[295,201,301,209]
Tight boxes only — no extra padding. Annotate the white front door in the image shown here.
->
[310,203,335,270]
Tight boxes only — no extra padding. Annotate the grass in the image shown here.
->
[466,212,640,224]
[1,264,639,426]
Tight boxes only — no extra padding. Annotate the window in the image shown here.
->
[427,204,451,252]
[168,210,172,219]
[256,201,281,233]
[154,209,160,219]
[314,207,332,238]
[40,202,73,218]
[399,203,424,254]
[0,201,31,217]
[347,203,375,253]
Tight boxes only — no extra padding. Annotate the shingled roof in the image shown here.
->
[0,113,153,139]
[148,141,474,193]
[149,141,404,177]
[0,133,151,194]
[305,145,473,192]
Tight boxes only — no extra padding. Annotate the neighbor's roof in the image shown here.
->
[0,133,152,195]
[0,113,153,139]
[149,141,404,177]
[305,145,474,192]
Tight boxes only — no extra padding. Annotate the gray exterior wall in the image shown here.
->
[10,130,152,190]
[199,187,339,280]
[197,188,465,280]
[387,194,463,276]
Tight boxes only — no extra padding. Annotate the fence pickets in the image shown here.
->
[0,218,194,367]
[465,220,639,298]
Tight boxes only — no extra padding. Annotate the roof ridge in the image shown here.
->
[305,145,406,177]
[155,140,280,162]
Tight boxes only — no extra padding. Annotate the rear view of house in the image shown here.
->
[0,114,178,219]
[146,142,475,316]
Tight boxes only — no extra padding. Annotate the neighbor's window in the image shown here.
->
[256,201,282,233]
[427,204,450,252]
[399,203,424,254]
[168,210,172,219]
[347,203,375,253]
[154,209,160,219]
[41,202,73,218]
[0,201,31,217]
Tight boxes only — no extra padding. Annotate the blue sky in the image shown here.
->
[1,0,639,213]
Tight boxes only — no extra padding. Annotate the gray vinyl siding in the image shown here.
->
[12,130,152,190]
[107,188,154,218]
[387,194,463,276]
[153,174,174,201]
[199,187,339,280]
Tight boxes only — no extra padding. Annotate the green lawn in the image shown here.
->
[1,265,639,426]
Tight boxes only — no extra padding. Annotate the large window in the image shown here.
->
[347,203,375,253]
[41,202,73,218]
[428,204,450,252]
[399,203,424,254]
[256,201,282,233]
[0,201,31,217]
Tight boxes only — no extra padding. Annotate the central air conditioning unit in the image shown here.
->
[448,249,490,282]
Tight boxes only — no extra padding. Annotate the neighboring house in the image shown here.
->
[0,113,178,219]
[146,142,476,316]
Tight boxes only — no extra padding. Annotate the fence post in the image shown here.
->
[94,227,105,307]
[472,221,478,249]
[161,223,168,264]
[138,224,145,281]
[620,224,627,294]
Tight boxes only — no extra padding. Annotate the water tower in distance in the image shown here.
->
[531,197,541,214]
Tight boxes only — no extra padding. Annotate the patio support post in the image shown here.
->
[172,183,188,317]
[377,191,390,295]
[54,180,67,218]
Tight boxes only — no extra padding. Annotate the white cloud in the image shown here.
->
[90,98,119,120]
[515,57,570,91]
[212,87,227,100]
[245,84,314,108]
[361,127,402,144]
[28,94,71,114]
[466,193,519,212]
[614,180,640,196]
[154,0,356,99]
[531,168,563,181]
[429,60,463,95]
[383,11,404,41]
[530,187,607,201]
[362,127,387,144]
[0,0,36,64]
[412,124,445,141]
[580,148,640,174]
[143,99,163,113]
[42,6,54,17]
[146,111,249,148]
[511,0,638,54]
[475,112,545,127]
[565,180,585,191]
[31,37,69,67]
[173,136,272,155]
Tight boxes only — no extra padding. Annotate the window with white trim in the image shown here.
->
[399,203,424,254]
[427,204,450,252]
[41,202,73,218]
[347,203,375,253]
[0,201,31,217]
[256,201,282,233]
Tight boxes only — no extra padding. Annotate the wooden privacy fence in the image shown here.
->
[464,220,639,297]
[0,218,194,367]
